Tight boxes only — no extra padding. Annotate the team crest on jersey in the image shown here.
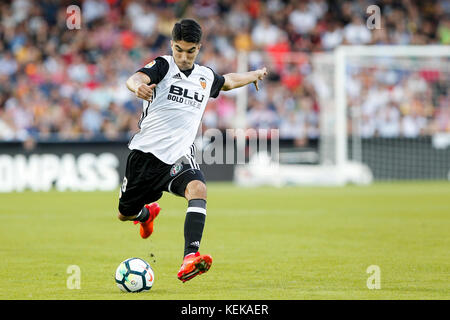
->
[170,163,183,176]
[145,60,156,68]
[199,77,207,89]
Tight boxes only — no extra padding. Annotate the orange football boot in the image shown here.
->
[177,252,212,282]
[133,202,161,239]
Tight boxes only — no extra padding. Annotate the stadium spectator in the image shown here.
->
[0,0,448,143]
[343,16,371,45]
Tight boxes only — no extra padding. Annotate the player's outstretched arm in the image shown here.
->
[221,67,268,91]
[126,71,156,101]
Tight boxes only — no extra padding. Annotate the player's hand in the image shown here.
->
[135,83,156,101]
[253,67,268,91]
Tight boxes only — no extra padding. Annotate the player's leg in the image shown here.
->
[118,196,161,239]
[117,150,162,238]
[179,179,212,282]
[118,189,162,239]
[117,199,161,223]
[169,169,212,282]
[183,180,207,256]
[117,206,154,222]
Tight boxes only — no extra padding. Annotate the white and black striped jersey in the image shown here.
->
[128,55,224,164]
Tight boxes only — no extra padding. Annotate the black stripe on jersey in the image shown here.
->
[139,86,157,128]
[128,82,157,147]
[127,132,137,147]
[137,113,143,129]
[138,101,150,129]
[144,100,150,118]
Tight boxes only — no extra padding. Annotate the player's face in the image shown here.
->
[171,40,201,71]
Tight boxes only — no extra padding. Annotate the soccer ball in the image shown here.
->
[115,257,154,293]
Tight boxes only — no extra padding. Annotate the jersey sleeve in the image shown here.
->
[208,68,225,99]
[136,57,169,85]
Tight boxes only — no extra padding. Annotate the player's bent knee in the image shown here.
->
[117,212,130,221]
[185,180,207,200]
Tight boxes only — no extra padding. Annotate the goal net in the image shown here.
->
[329,46,450,181]
[233,45,450,186]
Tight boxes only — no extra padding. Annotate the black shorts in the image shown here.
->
[118,149,205,216]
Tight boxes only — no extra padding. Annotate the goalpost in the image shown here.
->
[234,45,450,186]
[331,45,450,182]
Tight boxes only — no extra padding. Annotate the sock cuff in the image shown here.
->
[188,199,206,208]
[187,199,207,216]
[186,207,206,215]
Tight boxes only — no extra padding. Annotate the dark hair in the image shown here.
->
[172,19,202,44]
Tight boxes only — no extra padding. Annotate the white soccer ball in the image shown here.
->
[115,257,154,293]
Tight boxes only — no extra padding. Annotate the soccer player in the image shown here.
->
[118,19,267,282]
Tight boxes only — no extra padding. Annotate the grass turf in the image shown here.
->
[0,181,449,299]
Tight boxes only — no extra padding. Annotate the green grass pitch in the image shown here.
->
[0,182,449,299]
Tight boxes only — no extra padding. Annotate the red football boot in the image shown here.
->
[133,202,161,239]
[177,252,213,283]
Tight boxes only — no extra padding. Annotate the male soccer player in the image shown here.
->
[118,19,267,282]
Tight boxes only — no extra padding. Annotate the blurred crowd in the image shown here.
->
[348,59,449,138]
[0,0,449,143]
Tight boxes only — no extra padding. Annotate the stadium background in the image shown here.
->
[0,0,449,186]
[0,0,449,300]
